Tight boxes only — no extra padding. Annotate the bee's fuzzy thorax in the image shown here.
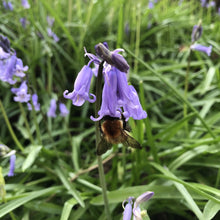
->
[101,119,123,144]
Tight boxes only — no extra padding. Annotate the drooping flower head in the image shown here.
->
[20,17,29,29]
[27,93,40,111]
[64,42,147,122]
[3,1,13,11]
[8,154,16,177]
[21,0,30,9]
[0,35,11,53]
[201,0,207,7]
[47,28,59,42]
[47,99,57,118]
[46,16,59,42]
[191,25,203,43]
[148,1,154,9]
[64,65,96,106]
[190,44,212,56]
[0,144,16,177]
[190,23,212,57]
[133,191,154,220]
[0,35,28,84]
[123,197,134,220]
[122,192,154,220]
[11,81,31,102]
[59,102,69,117]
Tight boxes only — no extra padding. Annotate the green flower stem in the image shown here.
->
[0,100,24,152]
[95,61,111,220]
[18,102,34,145]
[183,50,192,135]
[31,104,42,145]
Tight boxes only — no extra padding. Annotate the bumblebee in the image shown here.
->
[97,115,141,155]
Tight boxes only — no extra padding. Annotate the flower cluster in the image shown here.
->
[64,42,147,122]
[190,24,212,56]
[0,144,16,177]
[123,191,154,220]
[201,0,216,8]
[0,35,32,103]
[3,1,13,11]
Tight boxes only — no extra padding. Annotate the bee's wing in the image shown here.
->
[122,130,142,149]
[97,136,112,156]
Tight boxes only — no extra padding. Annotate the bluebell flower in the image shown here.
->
[21,0,30,9]
[14,58,28,78]
[3,1,13,11]
[207,1,216,8]
[8,154,16,177]
[0,35,11,53]
[47,99,57,118]
[27,93,40,111]
[20,17,29,29]
[190,44,212,56]
[11,81,31,103]
[191,25,203,43]
[90,67,121,121]
[46,16,59,42]
[122,192,154,220]
[133,191,154,220]
[59,102,69,117]
[122,197,134,220]
[47,28,59,42]
[0,55,18,84]
[148,1,154,9]
[0,46,10,59]
[65,43,147,122]
[64,65,96,106]
[201,0,207,7]
[47,16,55,27]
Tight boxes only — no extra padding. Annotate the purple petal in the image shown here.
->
[8,154,16,177]
[0,47,10,59]
[11,81,31,103]
[191,25,203,42]
[133,192,154,219]
[63,65,96,106]
[21,0,30,9]
[3,1,13,11]
[59,103,69,117]
[190,44,212,56]
[0,55,17,84]
[47,99,57,118]
[0,35,11,53]
[90,67,121,121]
[123,197,134,220]
[28,93,40,111]
[14,58,28,78]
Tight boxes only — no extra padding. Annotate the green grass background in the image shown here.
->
[0,0,220,219]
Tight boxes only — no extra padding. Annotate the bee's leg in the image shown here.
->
[121,113,131,131]
[99,120,103,134]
